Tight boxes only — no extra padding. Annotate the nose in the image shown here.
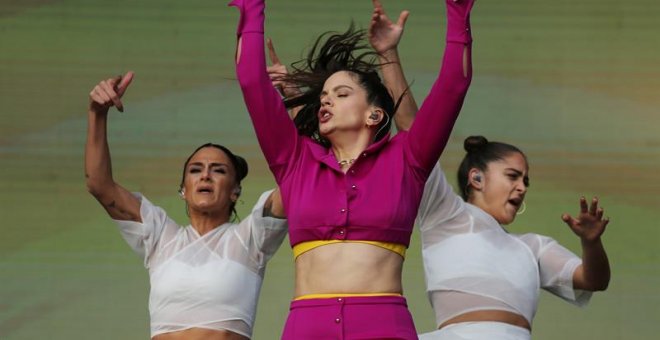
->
[201,168,212,181]
[320,95,331,107]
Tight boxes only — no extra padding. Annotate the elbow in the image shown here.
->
[584,278,610,292]
[593,280,610,292]
[85,177,111,199]
[86,180,102,198]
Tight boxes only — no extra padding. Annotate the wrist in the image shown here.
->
[378,48,400,62]
[88,107,109,120]
[446,0,473,44]
[580,236,603,247]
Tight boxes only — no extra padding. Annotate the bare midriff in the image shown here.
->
[294,242,404,298]
[153,328,248,340]
[439,310,531,331]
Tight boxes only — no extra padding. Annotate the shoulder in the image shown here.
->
[513,232,561,256]
[513,232,551,242]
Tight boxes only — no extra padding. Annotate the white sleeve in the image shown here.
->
[537,235,592,307]
[112,193,177,268]
[416,163,465,232]
[235,190,288,267]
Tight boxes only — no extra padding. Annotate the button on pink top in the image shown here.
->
[231,0,474,247]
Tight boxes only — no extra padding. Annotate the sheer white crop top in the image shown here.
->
[416,165,591,327]
[114,190,287,338]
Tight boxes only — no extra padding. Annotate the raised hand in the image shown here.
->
[89,71,134,114]
[368,0,409,54]
[266,38,300,98]
[266,38,288,94]
[562,196,610,243]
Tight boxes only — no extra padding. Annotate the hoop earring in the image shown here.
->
[516,201,527,215]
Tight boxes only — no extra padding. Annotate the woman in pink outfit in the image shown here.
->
[232,0,474,338]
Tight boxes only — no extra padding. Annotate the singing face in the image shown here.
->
[181,147,239,217]
[474,152,529,225]
[318,71,373,139]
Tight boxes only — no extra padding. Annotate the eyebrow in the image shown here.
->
[187,162,229,168]
[507,168,531,185]
[320,85,354,97]
[506,168,524,176]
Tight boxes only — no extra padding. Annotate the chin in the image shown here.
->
[318,127,332,138]
[497,214,516,225]
[192,200,215,210]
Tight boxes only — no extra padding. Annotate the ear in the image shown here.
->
[179,188,186,199]
[231,186,242,202]
[467,168,484,192]
[366,108,384,127]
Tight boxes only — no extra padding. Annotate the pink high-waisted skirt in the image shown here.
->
[281,295,418,339]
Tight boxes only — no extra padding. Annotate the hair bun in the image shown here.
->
[464,135,489,153]
[234,155,249,182]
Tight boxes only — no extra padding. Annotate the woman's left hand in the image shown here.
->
[562,196,610,243]
[266,38,301,99]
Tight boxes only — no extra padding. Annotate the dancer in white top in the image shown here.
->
[415,137,610,339]
[85,72,287,340]
[366,3,610,338]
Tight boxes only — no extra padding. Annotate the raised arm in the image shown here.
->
[368,0,417,131]
[562,196,611,291]
[405,0,474,173]
[230,0,299,181]
[85,72,141,222]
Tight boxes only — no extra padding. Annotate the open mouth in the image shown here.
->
[318,108,332,123]
[508,197,523,208]
[197,187,213,194]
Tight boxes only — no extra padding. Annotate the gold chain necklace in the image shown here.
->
[338,158,356,167]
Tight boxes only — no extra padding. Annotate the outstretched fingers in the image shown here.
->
[561,213,577,229]
[580,196,589,214]
[589,196,599,215]
[397,10,410,28]
[372,0,384,14]
[266,38,281,66]
[565,196,611,241]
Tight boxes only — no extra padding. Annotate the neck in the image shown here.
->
[468,196,487,213]
[189,209,230,236]
[328,131,374,166]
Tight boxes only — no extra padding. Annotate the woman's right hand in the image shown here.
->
[89,71,134,114]
[368,0,409,55]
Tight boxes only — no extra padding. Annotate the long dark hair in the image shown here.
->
[281,24,403,147]
[179,143,249,221]
[457,136,527,201]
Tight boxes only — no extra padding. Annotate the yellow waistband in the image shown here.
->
[292,240,406,259]
[294,293,403,301]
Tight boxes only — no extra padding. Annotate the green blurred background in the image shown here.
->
[1,0,658,339]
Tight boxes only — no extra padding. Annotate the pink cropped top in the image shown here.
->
[231,0,473,248]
